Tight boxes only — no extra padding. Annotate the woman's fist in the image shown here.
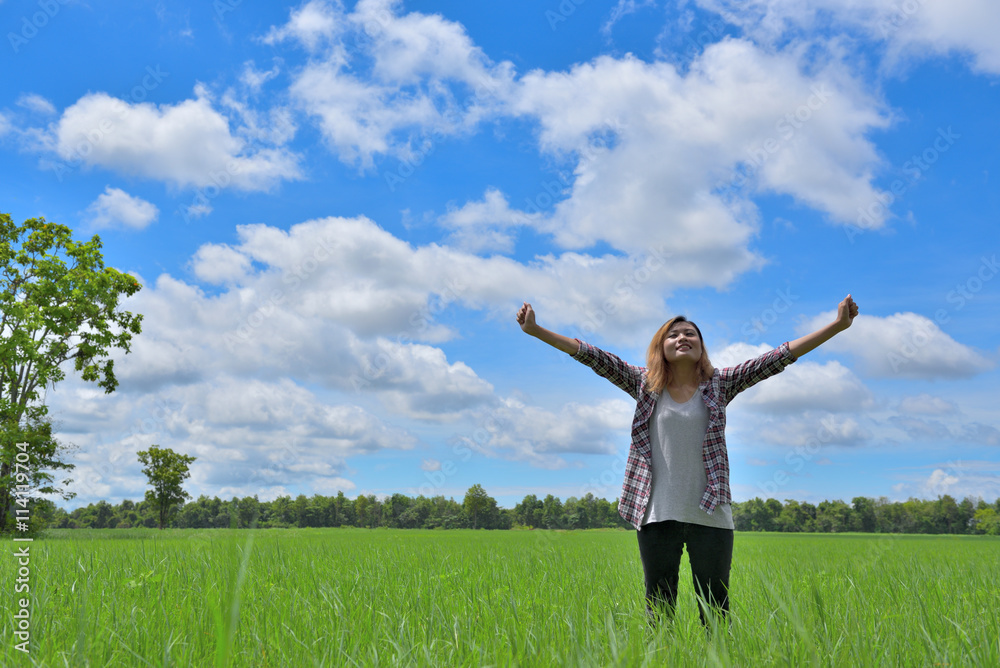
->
[516,302,538,334]
[835,294,859,331]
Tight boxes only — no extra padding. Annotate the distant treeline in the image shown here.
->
[21,491,1000,535]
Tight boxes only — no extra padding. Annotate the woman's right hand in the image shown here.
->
[516,302,538,335]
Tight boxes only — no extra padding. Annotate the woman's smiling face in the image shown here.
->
[662,321,703,365]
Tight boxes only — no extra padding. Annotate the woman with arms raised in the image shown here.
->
[515,295,858,626]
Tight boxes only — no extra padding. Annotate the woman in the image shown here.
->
[515,295,858,625]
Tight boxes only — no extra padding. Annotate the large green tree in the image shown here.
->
[463,483,493,530]
[137,445,196,529]
[1,214,142,530]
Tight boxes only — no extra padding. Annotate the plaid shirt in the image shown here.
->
[572,340,797,530]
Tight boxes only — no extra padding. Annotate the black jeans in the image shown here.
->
[636,520,733,626]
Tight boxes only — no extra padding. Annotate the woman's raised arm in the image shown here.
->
[788,294,859,358]
[516,302,581,355]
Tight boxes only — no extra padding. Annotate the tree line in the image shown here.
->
[27,489,1000,535]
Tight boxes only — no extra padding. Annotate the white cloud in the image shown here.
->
[184,215,691,349]
[715,342,872,413]
[240,59,282,91]
[697,0,1000,75]
[897,393,957,415]
[262,0,343,52]
[438,188,541,253]
[798,311,993,379]
[52,91,302,191]
[189,243,252,285]
[85,186,159,230]
[16,93,57,115]
[926,468,960,494]
[49,374,413,508]
[889,461,1000,502]
[272,0,514,169]
[508,39,890,264]
[889,416,951,441]
[602,0,657,35]
[456,396,634,469]
[753,413,871,448]
[0,112,11,137]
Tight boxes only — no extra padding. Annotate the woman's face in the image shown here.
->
[662,322,703,365]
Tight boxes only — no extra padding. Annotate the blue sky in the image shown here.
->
[2,0,998,511]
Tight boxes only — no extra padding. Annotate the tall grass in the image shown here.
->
[2,528,997,666]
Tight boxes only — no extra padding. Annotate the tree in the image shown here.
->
[973,507,1000,535]
[237,495,261,528]
[354,494,370,528]
[463,484,492,530]
[541,494,565,529]
[1,214,142,530]
[0,410,75,531]
[852,497,877,532]
[137,445,196,529]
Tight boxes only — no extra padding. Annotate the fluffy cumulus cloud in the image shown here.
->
[695,0,1000,74]
[47,374,411,506]
[43,212,702,497]
[85,186,159,230]
[751,412,871,448]
[51,90,302,191]
[99,216,515,416]
[455,397,634,469]
[189,243,253,285]
[271,0,514,169]
[180,214,685,350]
[260,1,893,296]
[798,312,993,379]
[438,188,542,254]
[714,342,872,413]
[509,40,891,259]
[262,0,342,52]
[43,209,675,500]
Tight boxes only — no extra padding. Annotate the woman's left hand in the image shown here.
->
[835,294,859,331]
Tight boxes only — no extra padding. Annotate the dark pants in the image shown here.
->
[636,520,733,626]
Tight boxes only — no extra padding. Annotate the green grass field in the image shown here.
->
[2,528,998,667]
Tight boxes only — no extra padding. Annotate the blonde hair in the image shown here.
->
[645,316,714,394]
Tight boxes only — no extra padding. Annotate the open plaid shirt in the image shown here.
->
[572,340,797,530]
